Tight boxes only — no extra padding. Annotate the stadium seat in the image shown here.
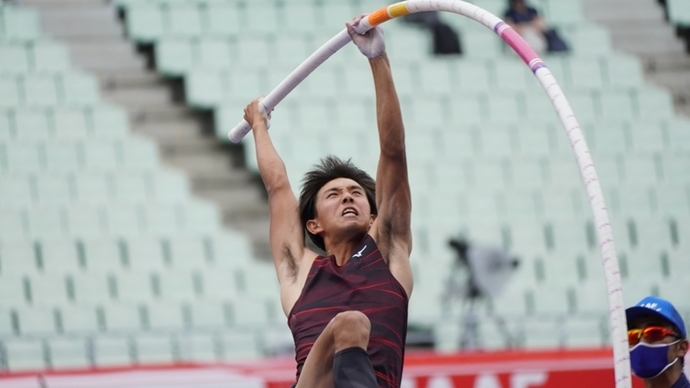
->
[125,4,165,43]
[101,303,143,331]
[0,7,41,41]
[155,39,194,76]
[166,4,203,37]
[542,0,585,26]
[24,75,59,107]
[158,271,199,302]
[0,208,28,240]
[2,337,46,371]
[220,329,261,360]
[567,57,604,91]
[601,54,644,89]
[71,273,116,306]
[31,41,71,73]
[0,77,20,107]
[53,108,90,139]
[0,241,39,275]
[114,272,156,303]
[197,38,233,69]
[143,302,187,330]
[188,299,232,328]
[134,333,175,363]
[90,104,130,138]
[0,44,29,74]
[634,86,674,120]
[92,335,132,366]
[13,306,57,335]
[177,332,219,362]
[47,337,90,369]
[668,0,690,27]
[203,3,241,37]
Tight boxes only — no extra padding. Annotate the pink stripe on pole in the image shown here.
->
[496,23,543,72]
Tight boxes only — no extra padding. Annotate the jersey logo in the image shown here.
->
[352,245,367,258]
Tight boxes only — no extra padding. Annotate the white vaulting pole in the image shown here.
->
[228,1,630,386]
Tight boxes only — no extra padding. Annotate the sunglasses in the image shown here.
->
[627,326,679,346]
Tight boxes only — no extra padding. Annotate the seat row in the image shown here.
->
[0,41,72,75]
[0,73,100,108]
[0,201,221,239]
[412,215,690,257]
[0,234,254,275]
[0,328,281,371]
[0,105,129,140]
[0,137,159,174]
[0,169,189,206]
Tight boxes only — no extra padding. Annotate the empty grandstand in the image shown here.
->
[0,0,689,385]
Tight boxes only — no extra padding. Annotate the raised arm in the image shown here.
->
[346,17,413,296]
[243,100,306,287]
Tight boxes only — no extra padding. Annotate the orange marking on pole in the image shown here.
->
[368,7,392,26]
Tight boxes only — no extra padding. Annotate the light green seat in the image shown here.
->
[623,155,660,184]
[486,94,521,124]
[70,273,113,306]
[418,59,455,95]
[3,141,41,173]
[14,306,57,336]
[198,38,233,69]
[150,168,190,203]
[668,0,690,26]
[2,338,46,371]
[179,200,221,233]
[0,44,29,74]
[30,41,71,73]
[44,140,81,173]
[66,206,104,238]
[47,337,90,369]
[134,333,176,363]
[634,86,674,120]
[517,125,552,157]
[453,60,492,93]
[601,54,644,89]
[462,28,503,59]
[236,36,272,66]
[61,72,100,107]
[155,39,194,76]
[0,108,10,139]
[598,91,634,121]
[81,238,122,272]
[34,175,72,205]
[145,303,187,329]
[15,109,50,140]
[166,4,203,37]
[0,208,27,240]
[591,122,629,155]
[448,95,486,126]
[492,59,532,92]
[177,332,219,362]
[564,24,612,55]
[0,241,38,274]
[186,70,240,108]
[283,3,319,33]
[542,0,585,26]
[567,57,604,91]
[220,330,261,361]
[23,75,59,107]
[79,140,117,172]
[204,3,241,37]
[242,3,279,34]
[53,107,89,139]
[0,175,32,206]
[628,121,667,153]
[119,137,159,170]
[92,334,134,367]
[125,4,165,43]
[0,7,41,42]
[112,172,148,203]
[90,104,129,138]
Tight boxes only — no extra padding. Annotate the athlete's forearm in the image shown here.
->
[370,54,405,159]
[253,123,290,195]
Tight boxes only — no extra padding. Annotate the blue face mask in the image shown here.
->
[630,340,680,379]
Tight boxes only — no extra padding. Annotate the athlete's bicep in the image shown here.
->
[267,184,305,284]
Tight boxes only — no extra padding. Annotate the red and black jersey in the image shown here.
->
[288,234,409,388]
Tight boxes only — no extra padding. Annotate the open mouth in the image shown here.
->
[342,207,358,216]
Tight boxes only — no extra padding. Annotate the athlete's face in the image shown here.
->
[307,178,374,239]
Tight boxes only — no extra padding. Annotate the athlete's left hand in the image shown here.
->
[346,14,386,59]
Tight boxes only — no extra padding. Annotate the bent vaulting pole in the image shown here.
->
[228,2,630,386]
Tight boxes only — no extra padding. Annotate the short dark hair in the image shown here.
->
[298,156,377,251]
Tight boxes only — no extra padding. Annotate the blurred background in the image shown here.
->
[0,0,689,379]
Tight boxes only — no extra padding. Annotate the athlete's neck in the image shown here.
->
[324,233,368,266]
[643,365,682,388]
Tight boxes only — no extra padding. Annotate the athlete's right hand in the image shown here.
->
[346,14,386,59]
[243,97,270,130]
